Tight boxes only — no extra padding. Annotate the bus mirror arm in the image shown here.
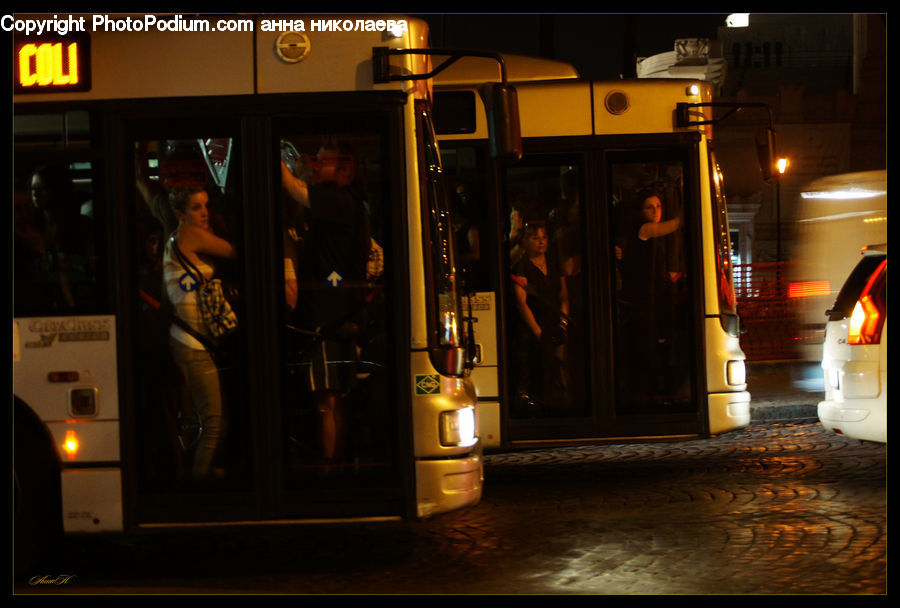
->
[372,47,522,161]
[755,126,778,183]
[373,47,509,85]
[675,101,773,129]
[677,101,779,183]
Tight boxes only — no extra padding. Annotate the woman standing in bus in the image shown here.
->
[510,221,570,416]
[164,186,237,480]
[619,191,682,403]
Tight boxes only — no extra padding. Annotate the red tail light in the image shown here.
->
[847,259,886,345]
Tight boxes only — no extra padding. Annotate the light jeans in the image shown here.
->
[169,336,227,479]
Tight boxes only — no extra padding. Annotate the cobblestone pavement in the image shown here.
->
[17,419,885,595]
[463,421,885,595]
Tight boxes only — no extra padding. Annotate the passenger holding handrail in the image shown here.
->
[619,190,683,404]
[280,140,372,470]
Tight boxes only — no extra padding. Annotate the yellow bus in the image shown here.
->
[12,13,512,570]
[433,56,753,448]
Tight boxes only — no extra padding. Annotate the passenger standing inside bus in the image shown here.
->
[281,142,372,469]
[452,183,483,278]
[164,186,237,480]
[619,191,682,403]
[511,221,571,416]
[26,164,94,312]
[280,141,307,313]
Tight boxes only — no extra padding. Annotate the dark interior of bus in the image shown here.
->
[441,139,703,443]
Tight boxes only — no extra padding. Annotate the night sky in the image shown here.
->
[413,13,731,80]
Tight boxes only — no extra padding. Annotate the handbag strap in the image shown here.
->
[169,234,207,286]
[168,234,219,346]
[170,312,224,353]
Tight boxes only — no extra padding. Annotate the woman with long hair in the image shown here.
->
[163,186,237,479]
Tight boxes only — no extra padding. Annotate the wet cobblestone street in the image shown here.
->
[17,419,886,595]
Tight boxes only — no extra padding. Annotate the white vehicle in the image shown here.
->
[818,246,887,443]
[793,170,887,360]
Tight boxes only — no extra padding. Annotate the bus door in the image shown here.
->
[125,100,410,525]
[272,108,409,520]
[443,138,706,446]
[603,145,704,436]
[500,153,596,442]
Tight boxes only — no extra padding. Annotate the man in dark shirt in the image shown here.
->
[282,142,371,468]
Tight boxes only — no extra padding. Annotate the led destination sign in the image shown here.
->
[13,33,91,94]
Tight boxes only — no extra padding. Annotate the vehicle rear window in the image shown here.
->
[828,254,887,321]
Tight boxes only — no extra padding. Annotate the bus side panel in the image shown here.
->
[13,316,119,423]
[61,469,123,532]
[469,291,500,448]
[13,315,123,532]
[467,291,499,394]
[517,81,593,138]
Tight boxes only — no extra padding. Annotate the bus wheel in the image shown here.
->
[14,408,63,578]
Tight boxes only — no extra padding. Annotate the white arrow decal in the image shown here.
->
[179,272,198,292]
[326,271,343,287]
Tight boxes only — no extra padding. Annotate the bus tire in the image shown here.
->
[13,398,63,579]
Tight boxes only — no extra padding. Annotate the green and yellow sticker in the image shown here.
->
[414,374,440,395]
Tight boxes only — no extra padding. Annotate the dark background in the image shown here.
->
[413,13,731,79]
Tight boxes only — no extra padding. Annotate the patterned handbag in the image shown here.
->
[170,236,238,339]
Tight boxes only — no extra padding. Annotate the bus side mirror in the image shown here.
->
[480,83,522,162]
[756,126,778,182]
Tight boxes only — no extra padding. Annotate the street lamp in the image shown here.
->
[775,157,789,261]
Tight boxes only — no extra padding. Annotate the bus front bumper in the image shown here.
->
[708,391,751,435]
[415,447,483,518]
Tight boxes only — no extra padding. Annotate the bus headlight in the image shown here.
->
[727,360,746,386]
[440,407,477,447]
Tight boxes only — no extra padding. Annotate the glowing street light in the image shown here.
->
[775,157,789,261]
[726,14,750,28]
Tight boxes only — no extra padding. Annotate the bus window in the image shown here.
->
[709,149,739,331]
[278,126,399,486]
[132,136,248,489]
[504,162,589,419]
[14,113,103,317]
[608,157,695,413]
[441,145,493,293]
